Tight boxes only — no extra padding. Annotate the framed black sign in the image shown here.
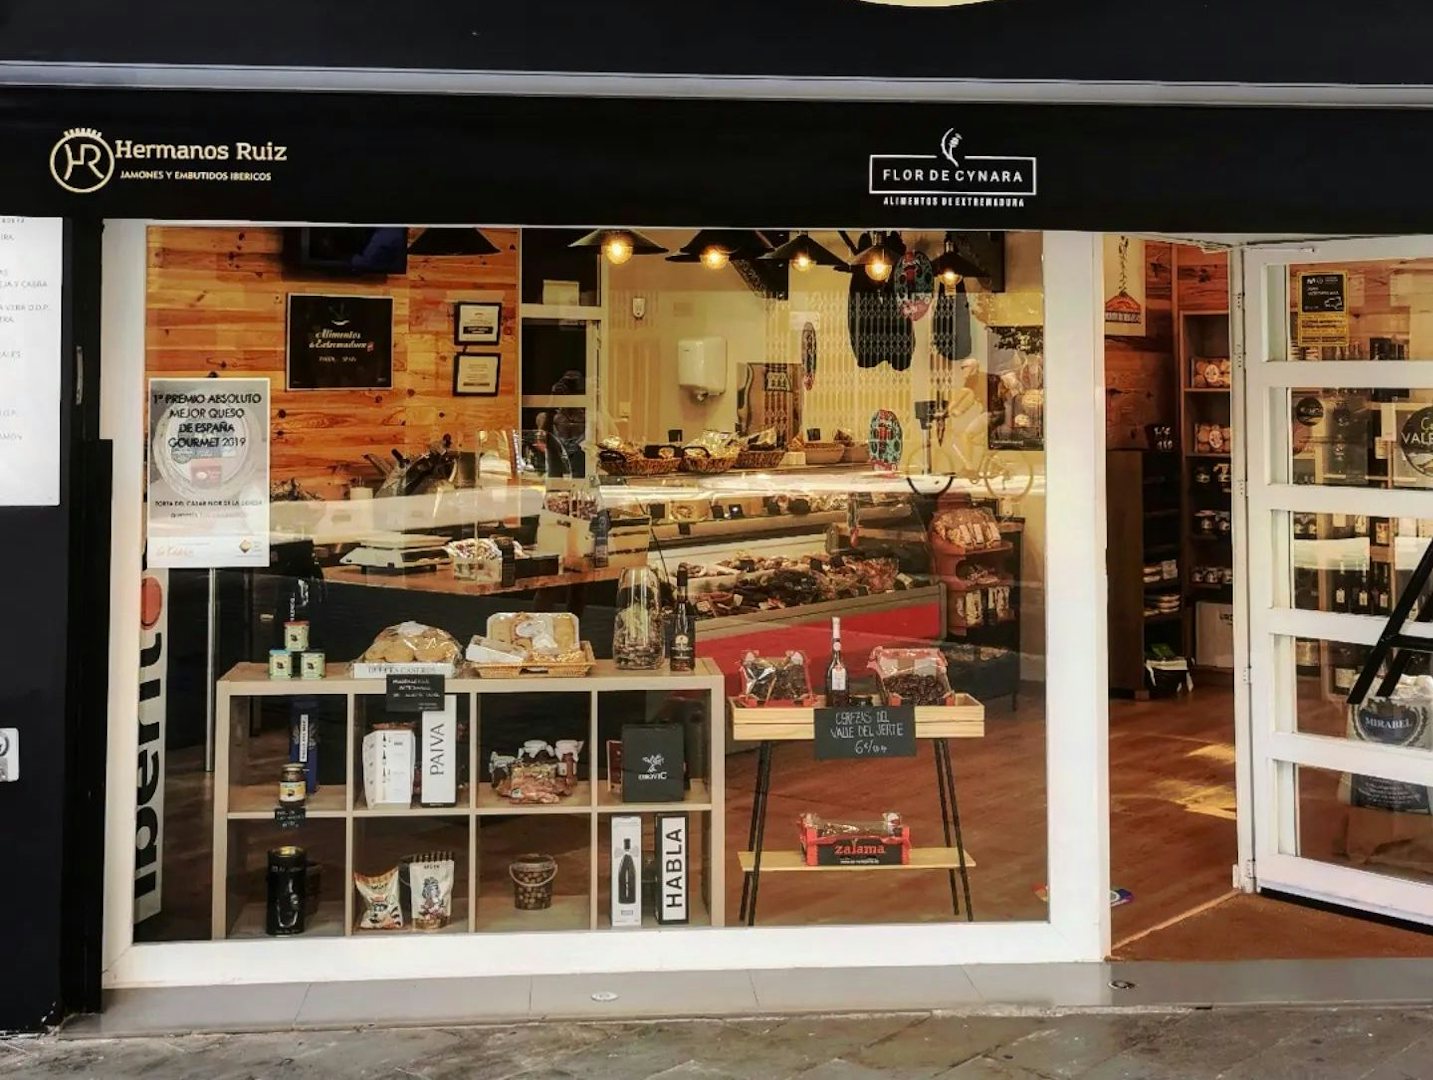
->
[814,705,916,760]
[286,293,394,389]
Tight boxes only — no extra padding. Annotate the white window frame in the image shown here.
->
[100,223,1110,986]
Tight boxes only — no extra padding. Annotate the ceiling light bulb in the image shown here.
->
[700,246,729,270]
[792,251,814,272]
[939,267,961,287]
[865,256,892,283]
[603,235,634,265]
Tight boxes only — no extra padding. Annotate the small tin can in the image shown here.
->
[268,649,294,679]
[300,650,326,679]
[278,763,307,805]
[283,620,310,652]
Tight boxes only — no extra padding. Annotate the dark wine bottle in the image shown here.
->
[670,567,696,673]
[617,838,637,905]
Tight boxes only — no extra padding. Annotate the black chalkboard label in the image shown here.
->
[711,504,727,520]
[287,293,395,389]
[728,504,745,519]
[274,804,307,829]
[1299,272,1346,313]
[814,705,916,760]
[677,522,693,536]
[386,673,445,713]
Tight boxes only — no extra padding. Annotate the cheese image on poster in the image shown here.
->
[147,377,270,568]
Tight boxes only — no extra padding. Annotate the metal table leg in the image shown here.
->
[738,740,774,925]
[937,738,974,921]
[933,739,960,916]
[744,741,775,927]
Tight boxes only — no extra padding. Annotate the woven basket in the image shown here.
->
[841,445,871,464]
[509,854,557,911]
[735,448,785,470]
[803,442,846,465]
[470,642,596,679]
[680,452,738,475]
[598,455,681,477]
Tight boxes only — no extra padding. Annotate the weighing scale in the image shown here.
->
[340,532,450,573]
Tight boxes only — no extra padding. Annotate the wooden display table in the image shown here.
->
[729,696,985,927]
[212,659,725,939]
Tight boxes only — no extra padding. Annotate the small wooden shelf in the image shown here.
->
[1185,387,1232,394]
[731,698,985,743]
[476,781,593,815]
[352,788,472,816]
[228,784,347,819]
[1187,452,1232,460]
[229,899,346,939]
[596,779,711,813]
[473,894,590,933]
[737,847,977,873]
[1143,611,1183,624]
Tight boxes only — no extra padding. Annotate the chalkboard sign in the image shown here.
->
[1299,272,1346,313]
[386,673,446,713]
[287,293,394,389]
[274,804,307,829]
[814,705,916,760]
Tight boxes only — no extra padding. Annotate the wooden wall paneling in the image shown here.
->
[146,226,522,498]
[1104,242,1177,449]
[1175,247,1230,312]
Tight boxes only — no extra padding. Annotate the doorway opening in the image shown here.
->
[1103,236,1433,960]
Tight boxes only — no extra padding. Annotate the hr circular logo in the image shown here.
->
[50,127,115,194]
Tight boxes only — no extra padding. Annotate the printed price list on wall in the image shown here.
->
[0,217,63,506]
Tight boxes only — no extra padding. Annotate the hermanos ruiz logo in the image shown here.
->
[49,127,288,194]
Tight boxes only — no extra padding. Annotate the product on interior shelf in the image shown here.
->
[798,811,910,866]
[354,865,405,931]
[1190,356,1232,389]
[420,697,458,807]
[268,649,294,680]
[655,813,690,925]
[299,650,326,679]
[679,430,741,474]
[265,846,308,936]
[492,740,582,804]
[404,852,456,931]
[614,567,665,669]
[510,853,558,911]
[289,703,320,794]
[931,505,1003,550]
[610,816,643,927]
[355,621,462,674]
[1340,675,1433,815]
[736,650,816,707]
[620,723,686,803]
[826,618,850,707]
[362,727,415,809]
[596,436,681,476]
[869,646,957,706]
[486,612,580,658]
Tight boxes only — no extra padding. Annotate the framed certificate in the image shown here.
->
[452,353,500,396]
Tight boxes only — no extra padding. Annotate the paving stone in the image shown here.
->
[1218,1008,1433,1080]
[842,1015,1055,1077]
[933,1056,1052,1079]
[1076,1007,1327,1080]
[988,1013,1183,1079]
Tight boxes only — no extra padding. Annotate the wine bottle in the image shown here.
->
[617,838,637,905]
[670,567,696,673]
[591,509,610,569]
[826,616,850,707]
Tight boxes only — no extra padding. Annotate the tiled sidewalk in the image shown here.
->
[5,1007,1433,1079]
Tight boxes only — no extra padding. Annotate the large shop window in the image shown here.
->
[133,226,1049,942]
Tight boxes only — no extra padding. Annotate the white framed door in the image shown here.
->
[1241,236,1433,926]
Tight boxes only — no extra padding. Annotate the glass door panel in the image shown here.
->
[1245,240,1433,926]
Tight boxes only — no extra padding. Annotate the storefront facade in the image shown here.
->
[6,1,1433,1033]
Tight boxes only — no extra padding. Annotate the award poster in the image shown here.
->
[147,377,270,568]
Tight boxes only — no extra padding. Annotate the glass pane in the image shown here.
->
[1293,763,1433,888]
[1287,388,1433,490]
[1288,513,1433,615]
[1281,261,1433,361]
[1291,636,1433,745]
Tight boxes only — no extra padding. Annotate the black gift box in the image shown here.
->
[621,723,686,803]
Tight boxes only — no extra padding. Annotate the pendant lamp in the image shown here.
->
[666,230,774,269]
[760,232,847,273]
[408,228,501,256]
[851,231,901,283]
[569,228,667,266]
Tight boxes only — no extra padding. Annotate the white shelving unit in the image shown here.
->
[211,658,726,939]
